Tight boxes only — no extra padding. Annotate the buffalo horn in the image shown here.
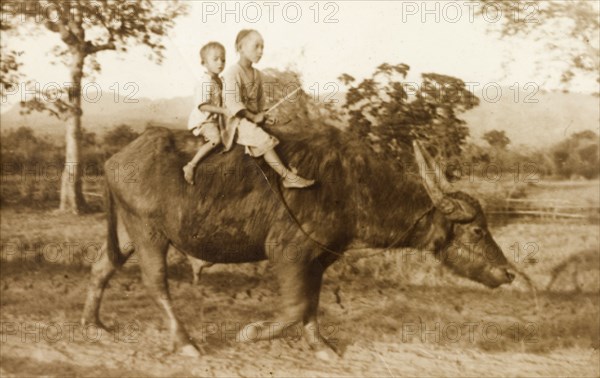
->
[413,140,446,206]
[413,140,477,221]
[415,140,452,192]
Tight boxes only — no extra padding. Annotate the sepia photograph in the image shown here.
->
[0,1,599,376]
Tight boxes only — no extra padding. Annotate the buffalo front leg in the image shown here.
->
[234,259,308,344]
[139,242,200,357]
[273,256,341,360]
[241,250,340,360]
[300,255,342,360]
[81,241,134,330]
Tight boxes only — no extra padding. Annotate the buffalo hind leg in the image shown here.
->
[81,242,134,330]
[138,241,200,357]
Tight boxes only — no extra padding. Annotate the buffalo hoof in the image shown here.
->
[80,318,113,333]
[178,344,201,358]
[237,321,268,342]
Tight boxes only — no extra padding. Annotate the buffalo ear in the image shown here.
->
[413,140,477,222]
[440,197,477,222]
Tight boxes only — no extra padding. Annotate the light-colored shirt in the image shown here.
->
[222,62,265,116]
[187,71,223,131]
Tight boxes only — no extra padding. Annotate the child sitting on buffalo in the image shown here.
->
[184,34,314,189]
[222,29,314,188]
[183,42,233,185]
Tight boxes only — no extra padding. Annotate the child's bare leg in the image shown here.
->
[263,149,315,188]
[183,142,217,185]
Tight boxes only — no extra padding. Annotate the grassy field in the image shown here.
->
[0,178,598,376]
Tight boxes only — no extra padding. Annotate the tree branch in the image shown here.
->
[42,1,79,46]
[84,41,116,55]
[53,23,78,46]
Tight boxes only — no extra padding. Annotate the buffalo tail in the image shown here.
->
[105,183,124,266]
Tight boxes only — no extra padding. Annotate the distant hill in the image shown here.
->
[0,94,193,141]
[1,88,598,148]
[463,89,600,148]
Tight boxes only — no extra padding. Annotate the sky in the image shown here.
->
[1,0,598,107]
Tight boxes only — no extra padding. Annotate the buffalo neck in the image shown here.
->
[351,172,435,249]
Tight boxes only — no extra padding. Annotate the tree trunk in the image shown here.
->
[59,50,86,213]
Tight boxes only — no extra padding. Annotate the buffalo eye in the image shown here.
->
[471,227,484,237]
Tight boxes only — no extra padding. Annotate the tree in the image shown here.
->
[340,63,478,165]
[0,126,61,167]
[551,130,599,179]
[479,0,599,90]
[0,1,188,213]
[483,130,511,150]
[102,124,140,156]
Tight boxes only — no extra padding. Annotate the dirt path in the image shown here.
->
[1,264,598,377]
[2,332,598,377]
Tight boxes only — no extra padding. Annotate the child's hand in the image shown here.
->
[252,112,266,124]
[265,113,278,125]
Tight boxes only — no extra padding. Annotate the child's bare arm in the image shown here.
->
[199,104,234,118]
[237,109,265,124]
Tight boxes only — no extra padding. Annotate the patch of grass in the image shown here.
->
[1,175,104,211]
[0,208,106,267]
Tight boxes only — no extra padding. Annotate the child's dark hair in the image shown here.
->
[235,29,259,52]
[199,42,225,64]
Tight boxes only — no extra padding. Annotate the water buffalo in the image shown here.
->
[81,124,515,359]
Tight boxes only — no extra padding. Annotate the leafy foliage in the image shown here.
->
[0,17,21,95]
[463,129,599,180]
[102,124,141,157]
[479,0,599,89]
[483,130,511,150]
[261,68,345,129]
[551,130,599,179]
[340,63,479,164]
[0,127,62,167]
[1,124,142,172]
